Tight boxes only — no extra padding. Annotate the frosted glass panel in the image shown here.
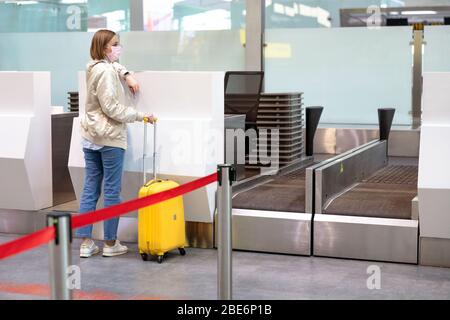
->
[0,30,243,109]
[121,30,245,71]
[0,33,93,108]
[424,26,450,72]
[265,27,413,125]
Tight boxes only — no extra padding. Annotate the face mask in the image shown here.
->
[106,45,122,62]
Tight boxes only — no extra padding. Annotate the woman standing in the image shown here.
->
[76,29,154,258]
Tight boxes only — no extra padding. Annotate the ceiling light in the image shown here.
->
[401,11,437,15]
[8,1,39,4]
[60,0,88,3]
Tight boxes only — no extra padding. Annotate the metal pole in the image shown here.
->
[245,0,265,73]
[47,213,72,300]
[217,164,235,300]
[411,30,423,129]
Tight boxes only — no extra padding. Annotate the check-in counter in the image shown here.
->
[418,72,450,267]
[0,72,53,211]
[69,71,224,245]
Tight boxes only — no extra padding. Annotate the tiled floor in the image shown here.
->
[1,233,450,300]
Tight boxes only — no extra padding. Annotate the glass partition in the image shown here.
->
[0,1,246,109]
[121,30,245,71]
[423,25,450,72]
[0,30,245,108]
[265,26,413,125]
[0,32,93,108]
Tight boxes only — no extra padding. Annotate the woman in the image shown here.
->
[76,29,154,258]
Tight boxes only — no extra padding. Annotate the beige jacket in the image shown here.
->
[80,60,144,150]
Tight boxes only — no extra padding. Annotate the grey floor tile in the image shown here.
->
[1,233,450,300]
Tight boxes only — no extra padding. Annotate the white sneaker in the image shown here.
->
[102,240,128,257]
[80,239,100,258]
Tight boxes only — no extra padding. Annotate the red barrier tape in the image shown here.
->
[0,226,55,260]
[0,172,217,261]
[72,172,217,229]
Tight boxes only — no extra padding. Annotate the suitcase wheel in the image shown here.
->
[178,248,186,256]
[157,255,164,264]
[140,253,149,261]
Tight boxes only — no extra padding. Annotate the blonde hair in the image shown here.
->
[90,29,116,60]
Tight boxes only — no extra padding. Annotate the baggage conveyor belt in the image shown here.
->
[232,167,308,212]
[232,157,417,218]
[323,164,418,219]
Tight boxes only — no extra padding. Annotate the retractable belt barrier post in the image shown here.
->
[217,164,236,300]
[46,212,72,300]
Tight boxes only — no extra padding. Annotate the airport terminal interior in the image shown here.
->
[1,0,450,300]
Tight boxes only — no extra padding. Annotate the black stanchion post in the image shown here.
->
[47,212,72,300]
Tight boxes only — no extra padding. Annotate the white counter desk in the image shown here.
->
[69,71,224,244]
[419,72,450,267]
[0,72,53,211]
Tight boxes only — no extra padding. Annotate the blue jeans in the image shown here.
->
[75,146,125,241]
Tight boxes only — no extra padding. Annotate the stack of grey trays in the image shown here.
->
[68,92,79,112]
[247,92,304,168]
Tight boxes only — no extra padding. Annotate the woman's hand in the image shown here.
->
[126,74,140,95]
[144,114,157,124]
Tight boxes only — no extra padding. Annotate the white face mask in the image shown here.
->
[106,45,122,62]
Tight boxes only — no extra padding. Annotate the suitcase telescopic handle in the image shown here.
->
[143,117,158,185]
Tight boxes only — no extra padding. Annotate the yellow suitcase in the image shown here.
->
[138,121,186,263]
